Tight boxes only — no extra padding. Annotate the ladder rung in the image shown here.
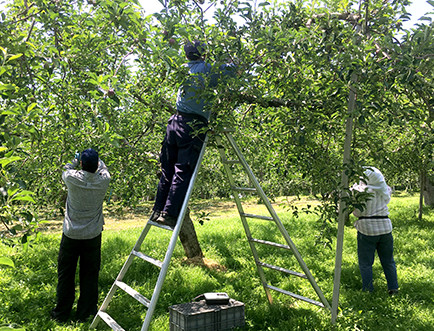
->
[132,250,163,268]
[258,262,307,278]
[265,284,325,308]
[115,281,151,307]
[241,213,273,221]
[222,159,240,165]
[148,220,174,231]
[232,186,256,192]
[98,311,125,331]
[250,238,291,250]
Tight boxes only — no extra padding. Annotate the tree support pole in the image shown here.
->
[331,72,357,324]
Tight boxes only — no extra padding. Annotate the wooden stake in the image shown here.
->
[331,72,357,323]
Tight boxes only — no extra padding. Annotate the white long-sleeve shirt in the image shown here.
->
[62,160,110,239]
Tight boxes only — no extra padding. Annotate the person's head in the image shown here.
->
[362,166,389,197]
[184,40,206,61]
[363,167,385,186]
[80,148,99,173]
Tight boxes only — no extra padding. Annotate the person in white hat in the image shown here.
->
[352,167,399,295]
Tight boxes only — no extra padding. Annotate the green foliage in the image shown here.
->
[0,0,432,244]
[0,195,432,330]
[0,146,37,247]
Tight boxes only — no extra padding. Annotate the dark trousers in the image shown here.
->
[52,233,101,321]
[153,114,207,217]
[357,231,398,292]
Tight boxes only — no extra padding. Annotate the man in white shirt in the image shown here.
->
[51,149,110,322]
[352,167,398,294]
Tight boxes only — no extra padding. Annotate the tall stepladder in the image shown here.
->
[90,135,210,331]
[215,129,330,310]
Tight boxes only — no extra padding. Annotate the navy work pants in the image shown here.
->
[357,231,398,292]
[52,233,101,322]
[153,114,207,217]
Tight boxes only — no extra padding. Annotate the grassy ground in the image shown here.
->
[0,194,433,330]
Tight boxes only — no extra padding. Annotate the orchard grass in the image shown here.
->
[0,194,432,330]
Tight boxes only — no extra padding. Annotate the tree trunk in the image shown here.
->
[419,170,424,220]
[179,209,203,259]
[423,170,434,207]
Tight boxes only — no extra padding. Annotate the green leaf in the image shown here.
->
[419,16,432,22]
[6,54,23,62]
[11,192,36,203]
[0,84,16,91]
[0,256,15,268]
[27,103,37,111]
[0,156,21,168]
[7,188,20,197]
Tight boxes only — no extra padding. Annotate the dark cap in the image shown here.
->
[81,148,99,173]
[184,40,206,60]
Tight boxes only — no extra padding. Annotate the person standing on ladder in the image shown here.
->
[150,39,236,227]
[51,149,111,323]
[352,166,399,295]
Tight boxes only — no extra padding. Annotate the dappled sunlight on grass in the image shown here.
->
[1,195,432,330]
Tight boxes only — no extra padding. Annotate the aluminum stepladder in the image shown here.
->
[214,129,331,310]
[91,129,330,331]
[90,134,210,331]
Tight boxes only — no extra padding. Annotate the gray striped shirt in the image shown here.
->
[62,160,110,239]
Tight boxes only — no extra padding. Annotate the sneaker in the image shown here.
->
[149,210,161,222]
[156,212,177,227]
[388,289,399,296]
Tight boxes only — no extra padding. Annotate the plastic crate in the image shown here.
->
[169,299,245,331]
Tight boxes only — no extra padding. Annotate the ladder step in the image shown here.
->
[221,128,236,132]
[250,238,291,250]
[241,213,273,221]
[258,262,307,279]
[132,250,163,268]
[222,159,241,165]
[265,284,325,308]
[115,281,151,307]
[232,186,256,192]
[148,220,174,231]
[98,311,125,331]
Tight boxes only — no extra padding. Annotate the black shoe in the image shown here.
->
[149,210,161,222]
[156,213,177,227]
[388,289,399,296]
[75,314,94,323]
[50,309,69,323]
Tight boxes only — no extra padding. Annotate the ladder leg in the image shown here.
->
[90,223,153,329]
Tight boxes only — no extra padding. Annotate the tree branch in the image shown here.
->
[234,92,299,108]
[130,91,176,114]
[307,12,362,27]
[415,54,434,59]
